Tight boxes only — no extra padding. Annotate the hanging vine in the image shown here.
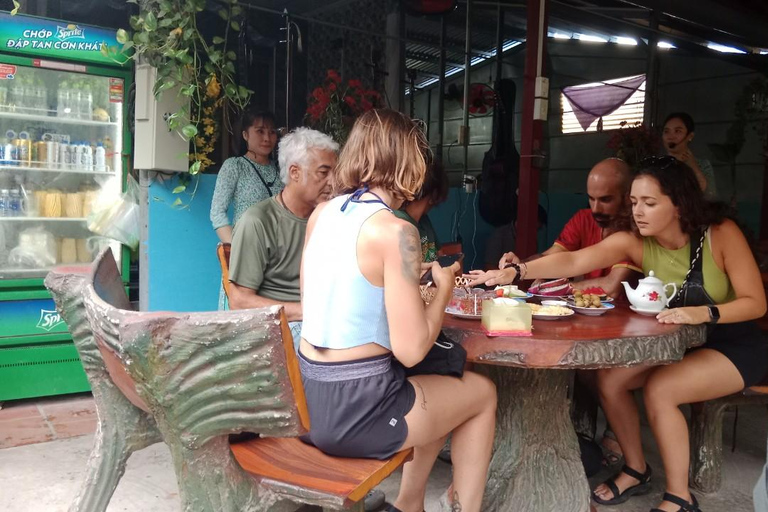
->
[101,0,251,203]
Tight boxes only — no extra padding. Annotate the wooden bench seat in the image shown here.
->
[46,249,412,511]
[233,437,411,508]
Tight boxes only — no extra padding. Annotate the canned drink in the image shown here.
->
[46,140,58,169]
[13,139,31,167]
[1,141,15,166]
[59,143,69,170]
[34,141,46,168]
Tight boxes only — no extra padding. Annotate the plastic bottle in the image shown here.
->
[9,189,21,216]
[83,143,93,172]
[2,138,14,166]
[0,189,10,217]
[74,142,85,170]
[71,89,82,119]
[81,87,92,121]
[94,142,106,172]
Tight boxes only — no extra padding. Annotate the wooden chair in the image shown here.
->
[217,242,232,299]
[49,249,411,511]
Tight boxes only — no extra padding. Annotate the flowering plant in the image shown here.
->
[306,69,381,144]
[606,121,661,170]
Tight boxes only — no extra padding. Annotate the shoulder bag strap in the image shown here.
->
[241,156,277,197]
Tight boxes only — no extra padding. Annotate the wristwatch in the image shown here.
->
[707,306,720,324]
[506,263,522,283]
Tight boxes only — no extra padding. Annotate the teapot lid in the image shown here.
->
[639,270,663,285]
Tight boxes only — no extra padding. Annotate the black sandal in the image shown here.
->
[650,492,701,512]
[592,463,653,505]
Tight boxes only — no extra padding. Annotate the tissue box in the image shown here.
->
[481,298,533,336]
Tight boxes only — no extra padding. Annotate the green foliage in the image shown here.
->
[106,0,254,204]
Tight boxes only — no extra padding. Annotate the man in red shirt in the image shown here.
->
[502,158,641,297]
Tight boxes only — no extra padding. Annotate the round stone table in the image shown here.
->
[442,305,706,512]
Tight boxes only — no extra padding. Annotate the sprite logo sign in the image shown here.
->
[0,12,126,66]
[37,309,65,332]
[56,24,85,41]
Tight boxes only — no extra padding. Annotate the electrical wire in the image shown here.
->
[470,188,479,270]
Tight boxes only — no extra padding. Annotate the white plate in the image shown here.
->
[629,305,665,317]
[445,308,482,320]
[568,301,615,316]
[541,300,568,307]
[530,292,568,299]
[532,309,575,321]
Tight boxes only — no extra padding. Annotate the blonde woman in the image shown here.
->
[299,109,497,512]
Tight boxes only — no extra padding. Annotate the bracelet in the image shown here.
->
[519,262,528,280]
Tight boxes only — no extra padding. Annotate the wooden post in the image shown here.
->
[516,0,548,258]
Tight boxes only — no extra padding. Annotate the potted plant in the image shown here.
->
[305,69,381,145]
[606,121,661,171]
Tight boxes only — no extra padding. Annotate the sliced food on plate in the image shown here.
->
[528,278,571,297]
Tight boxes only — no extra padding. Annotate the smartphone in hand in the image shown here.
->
[420,253,464,285]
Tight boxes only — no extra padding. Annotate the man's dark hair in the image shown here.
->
[415,162,449,206]
[663,112,695,134]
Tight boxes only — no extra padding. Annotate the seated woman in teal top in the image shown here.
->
[465,156,767,512]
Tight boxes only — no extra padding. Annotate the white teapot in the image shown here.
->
[621,271,677,312]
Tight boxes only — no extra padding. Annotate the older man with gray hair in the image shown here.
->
[228,127,338,342]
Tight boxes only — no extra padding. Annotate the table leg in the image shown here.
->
[477,366,591,512]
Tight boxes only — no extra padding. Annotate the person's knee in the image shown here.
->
[465,371,497,411]
[596,369,622,400]
[643,373,676,413]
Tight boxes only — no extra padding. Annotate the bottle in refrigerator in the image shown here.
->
[58,142,68,170]
[8,189,22,216]
[0,189,8,217]
[74,142,85,170]
[1,138,15,166]
[94,143,106,172]
[81,87,93,120]
[57,87,70,117]
[83,143,93,172]
[14,135,31,167]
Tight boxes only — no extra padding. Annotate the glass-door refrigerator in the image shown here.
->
[0,12,132,401]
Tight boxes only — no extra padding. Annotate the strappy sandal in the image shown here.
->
[384,506,425,512]
[650,492,701,512]
[600,431,624,467]
[592,464,653,505]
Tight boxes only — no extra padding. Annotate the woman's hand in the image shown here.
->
[432,261,461,292]
[498,251,521,269]
[464,267,517,287]
[656,306,709,325]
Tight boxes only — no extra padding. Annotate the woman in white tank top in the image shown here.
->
[299,109,497,512]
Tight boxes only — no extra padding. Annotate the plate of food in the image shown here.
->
[567,300,615,316]
[528,278,572,298]
[569,287,614,302]
[528,303,575,320]
[445,308,482,320]
[494,285,533,300]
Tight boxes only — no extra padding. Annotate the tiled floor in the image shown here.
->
[0,392,96,449]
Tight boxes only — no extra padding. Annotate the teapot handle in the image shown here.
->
[664,282,678,306]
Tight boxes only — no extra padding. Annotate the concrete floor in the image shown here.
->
[0,405,765,512]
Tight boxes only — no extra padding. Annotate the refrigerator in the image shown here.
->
[0,12,132,401]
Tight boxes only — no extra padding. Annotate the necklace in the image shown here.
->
[278,191,297,217]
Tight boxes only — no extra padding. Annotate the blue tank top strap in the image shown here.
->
[340,184,393,212]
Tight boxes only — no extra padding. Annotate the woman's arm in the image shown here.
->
[467,232,640,287]
[381,220,457,367]
[658,220,766,325]
[210,159,238,242]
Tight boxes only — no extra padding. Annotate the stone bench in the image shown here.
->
[45,249,411,511]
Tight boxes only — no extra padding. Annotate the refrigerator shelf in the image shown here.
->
[0,164,116,176]
[0,110,119,127]
[0,216,87,222]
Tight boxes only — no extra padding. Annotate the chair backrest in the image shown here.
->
[85,248,309,445]
[217,243,232,299]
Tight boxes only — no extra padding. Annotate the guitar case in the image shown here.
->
[479,79,520,227]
